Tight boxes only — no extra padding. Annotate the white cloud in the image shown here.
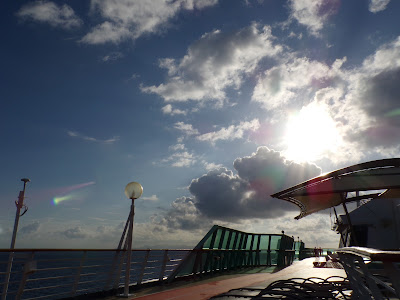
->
[67,131,119,144]
[197,119,260,144]
[162,104,187,116]
[101,51,123,62]
[17,1,82,29]
[369,0,391,13]
[173,122,199,136]
[252,57,346,110]
[141,24,282,104]
[262,36,400,163]
[169,143,185,151]
[161,151,196,167]
[202,161,224,171]
[141,195,159,201]
[334,36,400,152]
[81,0,218,44]
[288,0,340,36]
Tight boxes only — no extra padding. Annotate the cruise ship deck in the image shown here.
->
[103,257,346,300]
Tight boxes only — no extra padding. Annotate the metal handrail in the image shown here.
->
[0,248,189,300]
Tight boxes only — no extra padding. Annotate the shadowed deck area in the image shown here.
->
[103,258,346,300]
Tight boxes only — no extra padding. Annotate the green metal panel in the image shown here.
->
[229,232,237,249]
[270,235,281,250]
[218,229,227,249]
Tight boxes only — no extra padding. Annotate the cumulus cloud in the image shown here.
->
[153,197,207,231]
[67,130,119,144]
[162,104,187,116]
[252,57,346,110]
[19,221,40,235]
[17,1,82,29]
[173,122,199,136]
[61,227,88,239]
[154,147,321,231]
[266,35,400,161]
[369,0,391,13]
[288,0,341,36]
[197,119,260,144]
[141,24,282,104]
[203,161,224,171]
[161,151,196,167]
[319,36,400,154]
[81,0,218,44]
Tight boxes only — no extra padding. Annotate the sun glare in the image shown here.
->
[283,104,341,163]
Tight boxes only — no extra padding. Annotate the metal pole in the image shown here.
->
[341,193,358,246]
[2,178,30,300]
[123,198,135,297]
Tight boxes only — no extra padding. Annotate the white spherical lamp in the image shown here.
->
[124,182,143,199]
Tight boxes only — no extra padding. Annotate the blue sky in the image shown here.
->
[1,0,400,249]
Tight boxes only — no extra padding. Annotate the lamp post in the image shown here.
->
[119,182,143,297]
[2,178,30,300]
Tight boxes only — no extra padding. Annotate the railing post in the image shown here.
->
[1,252,14,300]
[159,250,169,282]
[16,252,36,300]
[137,250,150,285]
[113,250,127,289]
[71,251,87,296]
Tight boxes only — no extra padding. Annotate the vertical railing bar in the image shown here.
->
[267,235,271,266]
[242,235,249,267]
[256,234,261,266]
[15,251,36,300]
[2,252,15,300]
[71,251,87,297]
[191,249,201,275]
[159,250,168,282]
[204,230,217,273]
[225,230,232,270]
[137,250,150,285]
[113,239,129,289]
[229,232,239,269]
[237,233,245,268]
[248,235,254,266]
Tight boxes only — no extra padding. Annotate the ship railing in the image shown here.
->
[0,247,297,299]
[337,247,400,299]
[0,248,188,300]
[167,248,295,283]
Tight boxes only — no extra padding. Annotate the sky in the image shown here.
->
[1,0,400,250]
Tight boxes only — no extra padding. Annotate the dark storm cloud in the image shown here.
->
[156,147,322,229]
[363,68,400,125]
[351,67,400,147]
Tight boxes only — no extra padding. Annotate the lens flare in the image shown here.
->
[53,194,73,205]
[51,181,95,205]
[385,109,400,117]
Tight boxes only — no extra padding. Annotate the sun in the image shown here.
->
[283,103,341,163]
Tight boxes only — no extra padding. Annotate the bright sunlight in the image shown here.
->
[283,103,341,163]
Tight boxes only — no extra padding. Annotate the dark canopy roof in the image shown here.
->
[271,158,400,219]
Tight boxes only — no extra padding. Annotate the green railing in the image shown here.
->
[168,225,296,281]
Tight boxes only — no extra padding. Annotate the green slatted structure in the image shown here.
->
[167,225,295,282]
